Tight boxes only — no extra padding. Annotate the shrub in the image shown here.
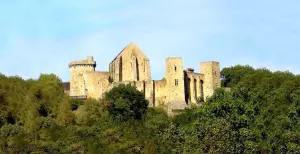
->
[103,84,148,121]
[70,99,84,111]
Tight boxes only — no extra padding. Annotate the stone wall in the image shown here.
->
[165,58,186,114]
[185,71,205,104]
[103,80,156,107]
[109,43,151,82]
[68,43,221,116]
[69,57,96,96]
[84,71,109,99]
[144,80,155,107]
[154,79,167,106]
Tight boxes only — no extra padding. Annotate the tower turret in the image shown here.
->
[69,56,96,97]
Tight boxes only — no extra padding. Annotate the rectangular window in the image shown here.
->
[175,79,178,86]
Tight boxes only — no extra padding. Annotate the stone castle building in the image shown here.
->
[68,42,221,113]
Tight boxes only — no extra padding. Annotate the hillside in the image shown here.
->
[0,65,300,153]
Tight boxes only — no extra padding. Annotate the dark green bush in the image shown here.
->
[103,84,148,121]
[70,99,84,110]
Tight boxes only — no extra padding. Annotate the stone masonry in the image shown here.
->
[68,42,221,114]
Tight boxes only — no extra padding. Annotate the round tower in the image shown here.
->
[69,56,96,97]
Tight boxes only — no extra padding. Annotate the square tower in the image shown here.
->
[165,57,186,113]
[200,61,221,101]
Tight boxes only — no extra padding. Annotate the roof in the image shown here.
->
[112,43,131,62]
[110,42,133,64]
[110,42,149,64]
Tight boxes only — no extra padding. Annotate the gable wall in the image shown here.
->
[109,44,151,82]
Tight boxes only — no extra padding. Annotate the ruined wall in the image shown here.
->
[200,61,221,101]
[134,81,145,92]
[84,71,109,99]
[198,74,205,101]
[144,80,155,107]
[114,58,121,82]
[186,72,196,104]
[70,73,86,96]
[185,71,205,104]
[109,43,151,82]
[144,59,151,82]
[154,79,167,106]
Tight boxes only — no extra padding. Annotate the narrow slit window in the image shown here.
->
[174,66,177,72]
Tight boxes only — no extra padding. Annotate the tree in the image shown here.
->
[1,64,300,153]
[221,65,255,87]
[103,84,148,121]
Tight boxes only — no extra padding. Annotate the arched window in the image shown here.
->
[132,56,140,81]
[188,78,191,101]
[119,56,122,82]
[136,57,139,81]
[200,80,204,99]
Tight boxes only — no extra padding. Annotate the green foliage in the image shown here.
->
[221,65,255,87]
[103,84,149,121]
[174,65,300,153]
[70,99,84,110]
[1,65,300,153]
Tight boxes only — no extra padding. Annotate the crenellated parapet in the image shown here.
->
[69,56,96,68]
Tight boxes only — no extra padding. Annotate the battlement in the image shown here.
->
[166,57,182,60]
[69,56,96,68]
[200,61,219,64]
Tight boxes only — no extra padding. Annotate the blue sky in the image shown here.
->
[0,0,299,81]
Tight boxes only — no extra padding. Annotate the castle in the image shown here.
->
[68,42,221,114]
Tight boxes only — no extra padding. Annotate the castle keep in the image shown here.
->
[68,43,221,113]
